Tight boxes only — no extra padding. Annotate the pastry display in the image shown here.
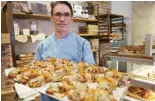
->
[117,45,145,54]
[126,86,155,101]
[7,57,137,100]
[131,65,155,81]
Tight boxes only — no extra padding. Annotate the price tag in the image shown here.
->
[31,24,37,31]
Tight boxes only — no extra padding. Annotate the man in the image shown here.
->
[34,1,95,101]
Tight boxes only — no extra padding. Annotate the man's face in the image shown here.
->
[52,4,73,33]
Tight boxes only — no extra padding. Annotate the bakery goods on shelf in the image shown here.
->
[117,45,145,54]
[126,86,155,101]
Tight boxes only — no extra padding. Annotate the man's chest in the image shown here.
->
[41,41,83,62]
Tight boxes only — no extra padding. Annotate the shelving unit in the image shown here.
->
[98,14,124,41]
[4,2,100,66]
[97,14,125,66]
[1,2,16,66]
[24,33,98,38]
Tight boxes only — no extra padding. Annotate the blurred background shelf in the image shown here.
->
[13,12,97,22]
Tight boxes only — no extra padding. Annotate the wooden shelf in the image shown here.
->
[13,12,50,20]
[78,34,98,37]
[18,33,98,39]
[13,12,97,22]
[73,18,97,22]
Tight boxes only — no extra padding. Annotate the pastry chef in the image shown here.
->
[34,1,95,101]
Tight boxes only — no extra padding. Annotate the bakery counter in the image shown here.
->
[105,53,155,71]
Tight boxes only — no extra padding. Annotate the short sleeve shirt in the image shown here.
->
[35,32,95,64]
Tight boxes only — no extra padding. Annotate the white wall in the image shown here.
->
[132,2,155,45]
[111,1,133,72]
[111,1,132,45]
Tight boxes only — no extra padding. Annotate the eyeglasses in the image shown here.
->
[53,12,71,20]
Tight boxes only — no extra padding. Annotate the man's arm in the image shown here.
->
[82,40,95,64]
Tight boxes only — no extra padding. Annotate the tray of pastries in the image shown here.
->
[5,57,131,101]
[116,45,145,56]
[124,86,155,101]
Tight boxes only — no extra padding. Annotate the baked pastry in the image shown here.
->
[127,86,155,100]
[111,69,122,78]
[53,69,66,81]
[117,45,145,54]
[41,70,53,83]
[20,65,29,73]
[46,86,54,95]
[46,57,56,64]
[78,73,87,83]
[67,89,81,101]
[55,63,63,71]
[64,66,72,76]
[18,75,30,84]
[86,65,99,74]
[105,71,114,78]
[78,62,87,70]
[29,69,38,79]
[96,89,116,101]
[34,61,45,68]
[16,71,31,84]
[106,78,118,88]
[62,58,70,65]
[60,81,74,91]
[8,68,20,78]
[96,78,110,89]
[82,88,96,101]
[28,75,44,88]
